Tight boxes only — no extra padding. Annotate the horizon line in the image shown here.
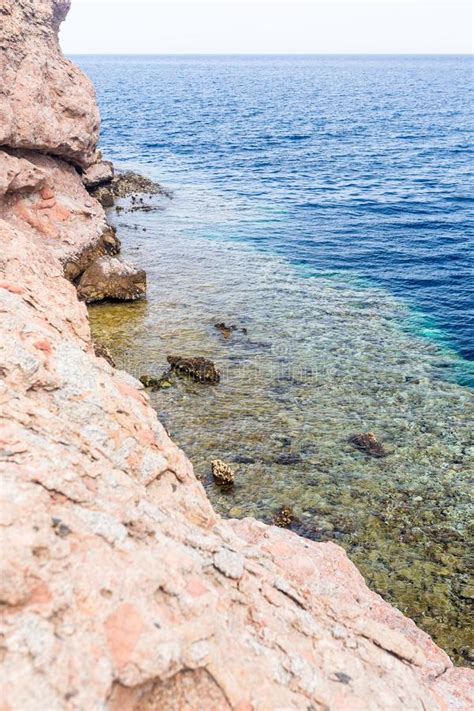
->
[67,51,473,56]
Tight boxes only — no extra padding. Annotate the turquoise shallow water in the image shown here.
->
[79,55,474,663]
[75,54,474,364]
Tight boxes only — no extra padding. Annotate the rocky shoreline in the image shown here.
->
[0,1,472,709]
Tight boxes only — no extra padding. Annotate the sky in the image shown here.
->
[60,0,473,55]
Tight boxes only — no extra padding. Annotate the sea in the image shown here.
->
[74,55,474,663]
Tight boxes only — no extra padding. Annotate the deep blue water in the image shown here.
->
[74,55,474,362]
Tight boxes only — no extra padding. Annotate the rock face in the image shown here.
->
[0,0,100,167]
[0,1,473,709]
[0,150,47,194]
[0,148,121,281]
[82,160,115,189]
[77,256,147,303]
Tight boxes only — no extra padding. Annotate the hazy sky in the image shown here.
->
[60,0,473,55]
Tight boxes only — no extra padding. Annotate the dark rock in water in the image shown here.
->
[83,157,172,207]
[77,256,146,303]
[139,375,161,389]
[214,322,237,339]
[140,372,174,391]
[127,204,163,213]
[93,186,115,208]
[274,453,302,466]
[211,459,235,486]
[234,455,256,464]
[349,432,387,458]
[90,170,172,207]
[215,323,248,339]
[110,171,173,200]
[158,378,173,390]
[245,340,272,352]
[93,340,115,367]
[273,506,294,529]
[459,646,474,664]
[167,356,221,384]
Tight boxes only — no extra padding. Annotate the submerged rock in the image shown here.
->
[214,322,248,339]
[274,452,302,466]
[211,459,235,486]
[234,454,257,464]
[140,373,174,391]
[214,322,237,339]
[140,375,161,389]
[273,506,295,528]
[167,356,221,384]
[82,160,114,189]
[349,432,387,458]
[77,256,146,303]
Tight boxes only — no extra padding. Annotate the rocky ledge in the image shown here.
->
[0,1,473,709]
[77,256,147,303]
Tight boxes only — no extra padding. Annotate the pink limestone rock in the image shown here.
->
[82,160,115,189]
[0,0,99,168]
[0,150,47,195]
[0,149,120,281]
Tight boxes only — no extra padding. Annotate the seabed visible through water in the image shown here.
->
[90,190,474,665]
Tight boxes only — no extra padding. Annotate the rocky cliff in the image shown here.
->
[0,0,99,167]
[0,2,472,709]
